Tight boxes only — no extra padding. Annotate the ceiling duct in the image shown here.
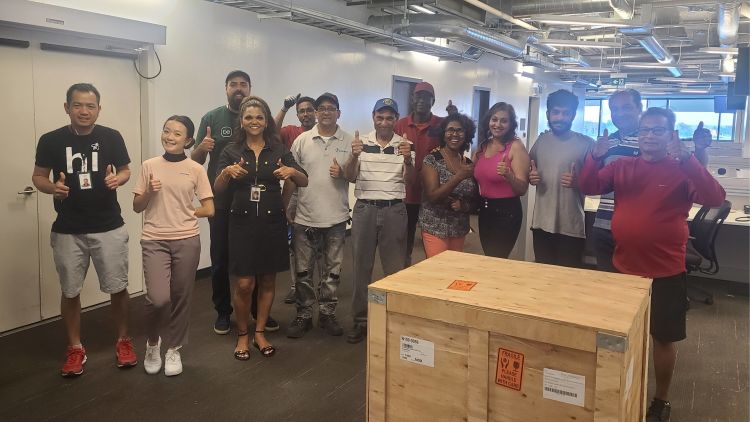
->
[609,0,635,19]
[368,14,524,57]
[510,0,614,17]
[717,2,741,46]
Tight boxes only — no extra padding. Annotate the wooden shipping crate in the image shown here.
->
[367,251,652,422]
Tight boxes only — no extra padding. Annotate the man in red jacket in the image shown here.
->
[578,107,725,422]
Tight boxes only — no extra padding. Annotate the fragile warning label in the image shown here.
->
[495,348,525,390]
[447,280,477,291]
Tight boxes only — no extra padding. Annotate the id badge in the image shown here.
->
[79,172,93,190]
[250,185,261,202]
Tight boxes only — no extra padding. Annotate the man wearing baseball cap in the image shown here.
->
[287,92,354,339]
[343,98,415,344]
[394,82,455,266]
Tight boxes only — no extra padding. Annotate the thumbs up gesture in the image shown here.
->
[496,152,514,181]
[148,173,162,193]
[560,162,577,188]
[329,157,342,179]
[593,128,611,160]
[104,165,119,190]
[398,135,412,164]
[692,121,712,151]
[273,157,295,180]
[351,130,363,157]
[198,126,215,153]
[529,160,541,186]
[225,156,249,179]
[54,172,69,200]
[667,131,691,163]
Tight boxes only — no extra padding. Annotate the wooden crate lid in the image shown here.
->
[369,251,652,335]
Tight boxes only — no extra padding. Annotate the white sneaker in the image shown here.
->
[164,346,182,376]
[143,338,162,375]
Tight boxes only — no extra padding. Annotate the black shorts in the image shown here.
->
[650,273,688,343]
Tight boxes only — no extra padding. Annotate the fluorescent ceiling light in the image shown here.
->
[680,89,711,94]
[409,5,435,15]
[620,62,674,69]
[719,73,736,78]
[562,67,616,73]
[463,0,539,31]
[530,14,635,28]
[655,77,721,83]
[699,47,739,55]
[537,39,621,49]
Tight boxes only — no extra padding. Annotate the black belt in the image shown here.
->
[360,198,403,207]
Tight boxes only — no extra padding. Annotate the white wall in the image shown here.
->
[33,0,573,267]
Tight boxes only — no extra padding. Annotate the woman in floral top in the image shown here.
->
[419,113,478,257]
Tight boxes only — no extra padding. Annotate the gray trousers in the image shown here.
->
[142,236,201,348]
[293,222,346,318]
[351,200,407,324]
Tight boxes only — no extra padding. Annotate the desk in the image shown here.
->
[584,196,750,283]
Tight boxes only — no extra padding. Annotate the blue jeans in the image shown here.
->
[292,222,346,318]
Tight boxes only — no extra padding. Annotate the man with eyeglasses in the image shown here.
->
[286,92,353,339]
[592,89,712,272]
[528,89,593,268]
[579,107,725,422]
[394,82,457,267]
[343,98,415,344]
[192,70,280,335]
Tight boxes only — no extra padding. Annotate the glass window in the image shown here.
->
[668,99,719,139]
[718,113,735,141]
[599,99,617,136]
[583,99,601,139]
[646,99,667,108]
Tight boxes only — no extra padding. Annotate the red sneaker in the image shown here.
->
[116,337,138,368]
[61,345,87,377]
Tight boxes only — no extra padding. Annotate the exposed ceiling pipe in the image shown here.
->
[609,0,635,19]
[462,0,539,30]
[510,0,614,18]
[637,35,676,64]
[717,2,741,46]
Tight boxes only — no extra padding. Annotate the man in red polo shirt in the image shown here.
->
[395,82,457,266]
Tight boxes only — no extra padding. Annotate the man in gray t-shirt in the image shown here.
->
[529,89,593,268]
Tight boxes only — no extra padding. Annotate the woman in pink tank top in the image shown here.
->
[473,103,530,258]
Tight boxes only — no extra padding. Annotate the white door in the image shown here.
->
[0,31,42,332]
[0,27,144,329]
[32,41,144,319]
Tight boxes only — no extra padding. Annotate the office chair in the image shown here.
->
[685,200,732,305]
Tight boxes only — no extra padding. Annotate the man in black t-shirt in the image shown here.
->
[32,83,137,377]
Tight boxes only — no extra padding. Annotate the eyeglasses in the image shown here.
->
[316,107,338,113]
[445,128,465,135]
[637,127,669,136]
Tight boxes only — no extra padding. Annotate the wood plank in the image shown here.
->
[367,299,387,422]
[594,347,624,421]
[467,328,489,422]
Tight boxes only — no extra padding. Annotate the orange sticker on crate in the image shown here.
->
[496,348,525,391]
[447,280,477,291]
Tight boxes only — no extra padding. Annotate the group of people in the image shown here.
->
[33,70,726,422]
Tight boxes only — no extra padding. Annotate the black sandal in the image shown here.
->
[234,331,251,361]
[253,330,276,358]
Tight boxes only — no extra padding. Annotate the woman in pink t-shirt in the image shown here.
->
[133,116,215,376]
[473,103,530,258]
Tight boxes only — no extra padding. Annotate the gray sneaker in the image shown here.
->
[286,317,313,338]
[319,314,343,336]
[283,289,296,304]
[143,338,161,375]
[164,347,182,377]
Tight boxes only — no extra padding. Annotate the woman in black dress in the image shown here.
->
[215,96,307,360]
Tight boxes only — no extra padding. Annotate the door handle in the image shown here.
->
[17,186,37,195]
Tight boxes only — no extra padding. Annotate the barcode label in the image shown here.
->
[543,368,585,407]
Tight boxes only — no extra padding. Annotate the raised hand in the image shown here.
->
[667,131,691,163]
[593,128,611,160]
[398,136,412,164]
[283,93,301,111]
[54,172,69,200]
[351,130,363,157]
[692,121,712,151]
[329,157,342,178]
[560,162,576,188]
[226,157,249,179]
[529,160,541,186]
[104,165,119,190]
[198,126,215,153]
[496,152,514,181]
[148,173,161,193]
[273,158,295,180]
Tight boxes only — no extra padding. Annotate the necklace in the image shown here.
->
[441,147,463,174]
